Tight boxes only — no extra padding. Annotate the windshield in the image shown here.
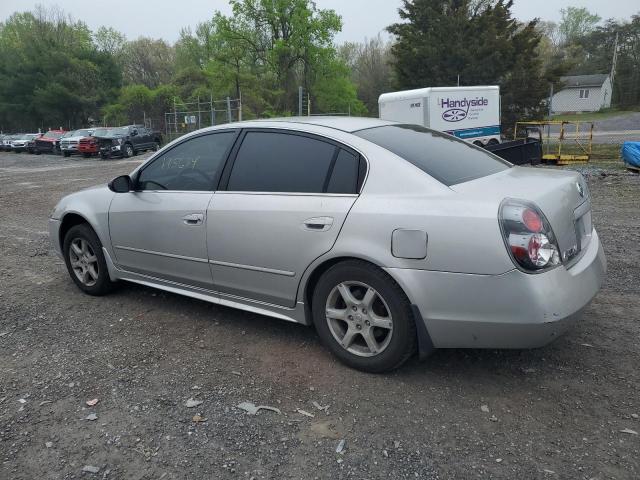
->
[43,131,64,139]
[93,127,128,137]
[353,124,510,186]
[20,134,37,140]
[74,129,93,137]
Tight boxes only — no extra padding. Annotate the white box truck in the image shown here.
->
[378,86,501,146]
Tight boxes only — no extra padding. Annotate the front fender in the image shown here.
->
[51,185,115,257]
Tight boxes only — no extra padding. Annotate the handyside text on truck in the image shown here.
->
[378,86,501,146]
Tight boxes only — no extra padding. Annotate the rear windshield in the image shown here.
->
[354,124,510,186]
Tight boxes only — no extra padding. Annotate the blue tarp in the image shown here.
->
[622,141,640,168]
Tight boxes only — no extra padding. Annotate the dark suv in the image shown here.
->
[94,125,162,159]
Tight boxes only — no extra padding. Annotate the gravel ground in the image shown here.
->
[0,152,639,480]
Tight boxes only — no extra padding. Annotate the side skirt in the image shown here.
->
[102,247,310,325]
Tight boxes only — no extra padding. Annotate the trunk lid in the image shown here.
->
[451,166,591,265]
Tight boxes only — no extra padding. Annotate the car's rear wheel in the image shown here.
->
[63,224,116,296]
[312,260,417,373]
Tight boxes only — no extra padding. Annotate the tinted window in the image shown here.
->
[227,132,336,193]
[354,125,510,186]
[137,132,236,191]
[327,149,359,194]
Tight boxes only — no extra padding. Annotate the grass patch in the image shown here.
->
[551,109,636,122]
[543,142,621,160]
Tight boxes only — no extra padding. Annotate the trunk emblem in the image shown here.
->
[576,182,584,198]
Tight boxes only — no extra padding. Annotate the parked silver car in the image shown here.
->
[49,117,606,372]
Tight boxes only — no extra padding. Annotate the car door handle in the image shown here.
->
[303,216,334,232]
[183,213,204,226]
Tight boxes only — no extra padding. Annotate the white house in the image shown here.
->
[551,74,613,114]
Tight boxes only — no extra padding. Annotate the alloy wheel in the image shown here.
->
[69,238,99,287]
[325,281,394,357]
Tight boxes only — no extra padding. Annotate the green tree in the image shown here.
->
[0,7,121,131]
[121,37,175,88]
[176,0,363,116]
[559,7,601,46]
[339,35,394,115]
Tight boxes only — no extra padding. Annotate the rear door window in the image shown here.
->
[227,131,337,193]
[326,149,360,194]
[354,124,510,186]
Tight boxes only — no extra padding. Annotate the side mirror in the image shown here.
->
[131,129,138,136]
[108,175,133,193]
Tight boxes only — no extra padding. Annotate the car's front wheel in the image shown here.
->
[123,143,134,158]
[312,260,417,373]
[63,224,116,296]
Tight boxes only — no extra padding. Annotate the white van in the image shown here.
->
[378,86,501,146]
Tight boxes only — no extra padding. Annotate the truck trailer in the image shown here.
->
[378,86,501,146]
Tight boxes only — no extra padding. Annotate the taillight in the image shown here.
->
[499,199,561,272]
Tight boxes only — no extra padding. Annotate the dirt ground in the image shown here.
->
[0,151,639,480]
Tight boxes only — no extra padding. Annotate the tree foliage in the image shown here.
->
[175,0,365,116]
[0,6,120,131]
[339,36,394,116]
[558,7,601,46]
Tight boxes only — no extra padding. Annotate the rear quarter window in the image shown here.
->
[354,124,510,186]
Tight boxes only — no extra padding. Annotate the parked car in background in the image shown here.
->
[26,134,42,153]
[78,135,101,158]
[10,133,40,152]
[60,129,95,157]
[35,129,66,155]
[93,125,162,159]
[48,117,606,372]
[1,134,18,151]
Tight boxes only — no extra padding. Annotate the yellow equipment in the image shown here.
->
[514,121,594,165]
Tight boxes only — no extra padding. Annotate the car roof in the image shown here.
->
[246,116,398,133]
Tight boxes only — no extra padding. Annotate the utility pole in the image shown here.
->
[298,86,303,116]
[548,83,554,120]
[610,32,619,96]
[210,93,214,127]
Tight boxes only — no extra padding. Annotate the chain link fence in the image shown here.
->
[163,97,242,144]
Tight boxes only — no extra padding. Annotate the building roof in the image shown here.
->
[560,74,609,88]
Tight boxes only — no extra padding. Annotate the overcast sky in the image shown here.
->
[0,0,637,44]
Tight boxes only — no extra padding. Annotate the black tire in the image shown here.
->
[83,153,90,158]
[311,260,417,373]
[487,138,500,146]
[473,140,484,147]
[63,151,71,157]
[62,224,116,296]
[153,141,160,151]
[100,152,109,160]
[123,143,134,158]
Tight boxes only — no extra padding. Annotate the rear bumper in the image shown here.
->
[386,229,606,349]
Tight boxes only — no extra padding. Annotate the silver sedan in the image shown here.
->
[49,117,606,372]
